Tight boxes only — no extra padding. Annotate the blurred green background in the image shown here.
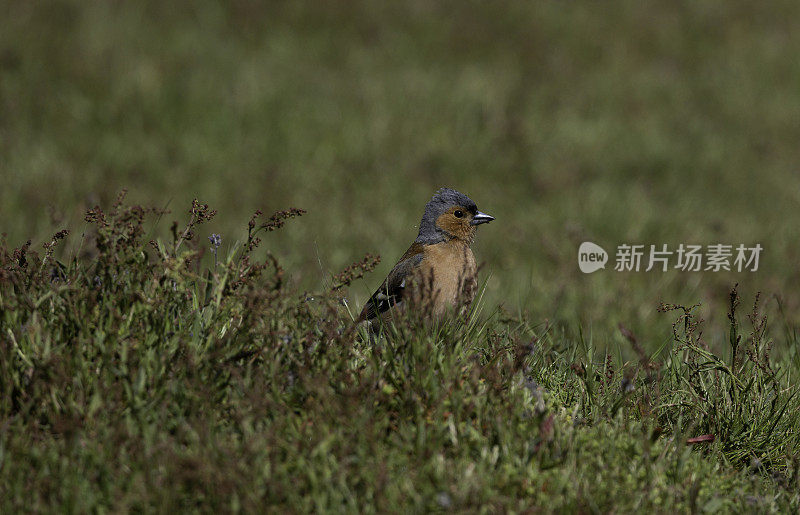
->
[3,0,799,347]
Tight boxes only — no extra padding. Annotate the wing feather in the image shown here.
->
[358,243,425,322]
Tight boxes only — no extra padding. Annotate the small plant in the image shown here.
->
[658,285,799,471]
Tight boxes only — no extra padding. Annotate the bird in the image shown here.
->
[357,187,494,326]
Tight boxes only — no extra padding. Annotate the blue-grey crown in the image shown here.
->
[415,188,478,244]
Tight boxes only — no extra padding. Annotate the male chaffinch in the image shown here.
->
[358,188,494,325]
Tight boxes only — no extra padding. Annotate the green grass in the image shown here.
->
[1,200,798,511]
[2,0,800,511]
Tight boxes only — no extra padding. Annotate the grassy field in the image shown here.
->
[2,0,800,511]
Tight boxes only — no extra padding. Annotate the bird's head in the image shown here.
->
[416,188,494,244]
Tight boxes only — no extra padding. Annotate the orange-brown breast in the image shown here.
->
[409,239,478,316]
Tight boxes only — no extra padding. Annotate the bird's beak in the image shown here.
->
[470,211,495,225]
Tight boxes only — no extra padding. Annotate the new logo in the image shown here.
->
[578,242,608,274]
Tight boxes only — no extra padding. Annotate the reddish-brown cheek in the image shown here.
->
[459,223,476,240]
[436,215,473,240]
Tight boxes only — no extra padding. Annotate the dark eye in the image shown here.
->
[453,210,464,218]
